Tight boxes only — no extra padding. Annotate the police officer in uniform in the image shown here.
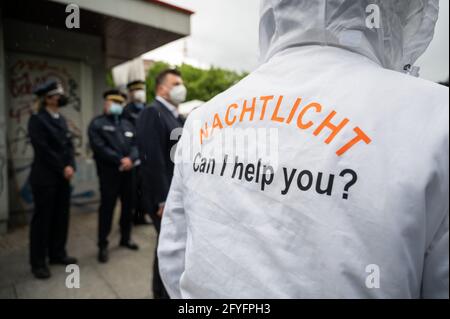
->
[28,80,77,279]
[123,80,150,225]
[123,80,147,127]
[88,90,140,263]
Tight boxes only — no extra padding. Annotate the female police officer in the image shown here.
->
[28,80,77,279]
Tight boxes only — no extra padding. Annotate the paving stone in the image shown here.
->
[0,207,160,299]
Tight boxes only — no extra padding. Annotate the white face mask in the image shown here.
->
[169,84,187,105]
[133,89,146,103]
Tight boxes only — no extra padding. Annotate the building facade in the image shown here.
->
[0,0,192,233]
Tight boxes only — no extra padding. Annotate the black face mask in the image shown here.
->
[58,95,69,107]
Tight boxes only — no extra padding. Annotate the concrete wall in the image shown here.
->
[2,18,108,230]
[0,9,10,234]
[3,19,107,112]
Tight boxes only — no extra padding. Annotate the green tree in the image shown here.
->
[145,61,247,103]
[106,70,115,88]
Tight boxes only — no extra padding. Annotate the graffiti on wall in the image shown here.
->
[8,57,83,156]
[7,53,97,211]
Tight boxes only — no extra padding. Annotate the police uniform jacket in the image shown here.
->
[28,109,76,186]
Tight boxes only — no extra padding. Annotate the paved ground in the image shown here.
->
[0,205,157,299]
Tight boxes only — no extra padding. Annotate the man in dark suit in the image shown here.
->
[136,69,186,299]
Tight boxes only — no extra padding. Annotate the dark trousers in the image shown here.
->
[132,166,146,222]
[149,212,169,299]
[98,169,133,248]
[29,181,71,268]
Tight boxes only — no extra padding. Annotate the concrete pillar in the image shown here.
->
[0,8,10,234]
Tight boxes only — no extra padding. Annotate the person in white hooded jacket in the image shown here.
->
[158,0,449,299]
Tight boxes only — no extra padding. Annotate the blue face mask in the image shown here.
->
[109,103,123,116]
[135,103,145,110]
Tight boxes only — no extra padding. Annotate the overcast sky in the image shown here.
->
[144,0,449,83]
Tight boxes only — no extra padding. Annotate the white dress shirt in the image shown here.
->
[156,96,179,119]
[46,108,60,119]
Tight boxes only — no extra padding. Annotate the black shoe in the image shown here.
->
[49,256,78,265]
[98,248,109,263]
[119,240,139,250]
[32,266,51,279]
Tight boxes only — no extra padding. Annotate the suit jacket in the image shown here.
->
[136,99,184,214]
[28,109,76,186]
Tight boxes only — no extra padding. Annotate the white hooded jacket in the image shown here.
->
[158,0,449,298]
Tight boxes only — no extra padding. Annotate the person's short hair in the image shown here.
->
[155,69,182,90]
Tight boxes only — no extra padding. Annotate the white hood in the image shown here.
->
[259,0,439,74]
